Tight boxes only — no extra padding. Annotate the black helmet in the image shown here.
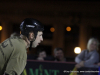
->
[20,18,44,39]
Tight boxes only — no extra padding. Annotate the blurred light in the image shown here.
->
[0,26,2,31]
[74,47,81,54]
[66,26,71,31]
[50,27,55,32]
[20,31,21,34]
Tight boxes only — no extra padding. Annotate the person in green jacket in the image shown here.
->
[0,18,44,75]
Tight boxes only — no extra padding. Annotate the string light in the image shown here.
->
[0,26,2,31]
[50,27,55,32]
[66,26,71,31]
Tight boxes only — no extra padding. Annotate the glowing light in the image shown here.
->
[50,27,55,32]
[0,26,2,31]
[20,31,21,34]
[66,26,71,31]
[74,47,81,54]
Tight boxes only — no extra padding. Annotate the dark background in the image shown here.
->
[0,0,100,61]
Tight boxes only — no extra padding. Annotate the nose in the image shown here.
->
[41,36,43,41]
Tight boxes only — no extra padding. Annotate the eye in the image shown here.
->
[40,34,43,36]
[39,35,42,36]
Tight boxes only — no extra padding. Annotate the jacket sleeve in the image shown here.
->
[75,50,85,63]
[84,52,99,67]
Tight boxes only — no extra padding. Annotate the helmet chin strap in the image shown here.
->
[29,37,36,51]
[29,41,33,51]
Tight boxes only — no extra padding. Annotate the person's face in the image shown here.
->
[32,31,43,48]
[55,50,64,60]
[89,41,97,51]
[39,51,46,58]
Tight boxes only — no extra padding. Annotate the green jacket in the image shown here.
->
[0,36,27,75]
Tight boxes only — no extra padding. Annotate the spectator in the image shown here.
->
[37,49,47,61]
[54,48,66,62]
[75,38,99,68]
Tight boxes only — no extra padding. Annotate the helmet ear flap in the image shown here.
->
[28,31,37,51]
